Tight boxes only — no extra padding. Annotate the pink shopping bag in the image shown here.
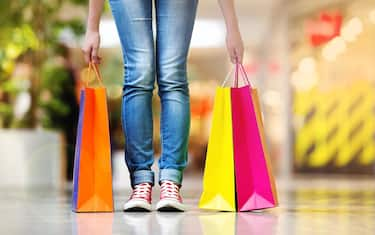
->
[231,63,278,211]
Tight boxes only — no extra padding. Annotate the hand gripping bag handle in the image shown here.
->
[222,62,252,88]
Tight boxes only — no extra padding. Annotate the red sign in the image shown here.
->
[306,12,342,47]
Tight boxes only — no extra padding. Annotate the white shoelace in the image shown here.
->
[160,180,181,201]
[130,183,152,201]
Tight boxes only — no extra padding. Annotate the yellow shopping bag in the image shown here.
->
[198,88,236,211]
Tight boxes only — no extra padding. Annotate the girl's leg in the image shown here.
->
[109,0,155,188]
[155,0,199,185]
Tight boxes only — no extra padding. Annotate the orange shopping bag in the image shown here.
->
[72,63,113,212]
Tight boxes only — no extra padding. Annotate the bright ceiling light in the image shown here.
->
[322,45,337,62]
[341,23,357,42]
[298,57,316,74]
[330,36,346,54]
[322,36,346,62]
[263,90,281,107]
[341,17,363,42]
[291,70,318,91]
[190,19,225,48]
[350,17,363,34]
[99,19,120,48]
[97,18,225,48]
[292,56,319,91]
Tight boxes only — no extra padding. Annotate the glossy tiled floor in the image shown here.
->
[1,176,375,235]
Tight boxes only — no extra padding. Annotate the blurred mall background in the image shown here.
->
[0,0,375,234]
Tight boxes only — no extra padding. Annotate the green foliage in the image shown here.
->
[0,0,87,128]
[39,64,75,129]
[0,25,39,78]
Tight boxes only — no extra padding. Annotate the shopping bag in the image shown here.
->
[198,87,237,211]
[199,63,278,212]
[232,64,278,211]
[251,89,279,207]
[72,63,114,212]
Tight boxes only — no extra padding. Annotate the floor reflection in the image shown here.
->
[70,186,375,235]
[199,212,278,235]
[72,210,278,235]
[285,188,375,234]
[156,213,186,235]
[122,213,152,235]
[236,213,278,235]
[2,178,375,234]
[73,213,114,235]
[199,213,236,235]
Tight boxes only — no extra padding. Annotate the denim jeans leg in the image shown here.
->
[155,0,198,185]
[109,0,156,187]
[132,170,155,188]
[159,169,184,186]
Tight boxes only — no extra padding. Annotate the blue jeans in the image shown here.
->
[109,0,198,187]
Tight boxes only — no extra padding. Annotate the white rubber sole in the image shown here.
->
[123,199,152,212]
[156,198,185,212]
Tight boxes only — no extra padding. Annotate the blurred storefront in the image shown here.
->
[288,1,375,174]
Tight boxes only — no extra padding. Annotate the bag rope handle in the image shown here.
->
[234,63,251,88]
[84,62,104,87]
[222,62,252,88]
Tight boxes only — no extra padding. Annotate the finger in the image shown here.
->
[93,56,102,64]
[226,40,236,63]
[91,47,100,64]
[82,46,92,64]
[236,53,243,64]
[235,48,244,64]
[229,48,237,64]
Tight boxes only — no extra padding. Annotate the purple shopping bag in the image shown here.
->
[231,64,278,211]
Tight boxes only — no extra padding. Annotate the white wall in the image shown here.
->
[0,129,63,188]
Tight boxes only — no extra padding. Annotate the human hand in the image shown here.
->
[82,30,101,64]
[226,28,244,64]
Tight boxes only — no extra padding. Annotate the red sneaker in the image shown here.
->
[156,180,185,212]
[123,183,152,212]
